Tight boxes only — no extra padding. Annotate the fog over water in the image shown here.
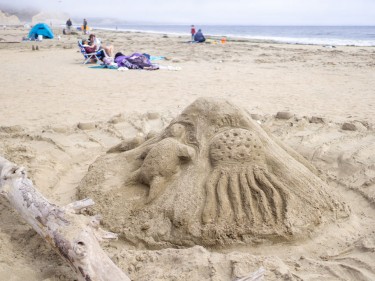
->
[1,0,375,25]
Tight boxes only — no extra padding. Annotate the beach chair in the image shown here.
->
[78,40,107,64]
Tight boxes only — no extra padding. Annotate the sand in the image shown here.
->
[0,26,375,281]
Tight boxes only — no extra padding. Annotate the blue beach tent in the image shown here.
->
[28,23,54,39]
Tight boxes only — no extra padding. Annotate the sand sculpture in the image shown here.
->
[78,98,350,247]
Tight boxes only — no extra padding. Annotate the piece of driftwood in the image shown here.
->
[0,156,130,281]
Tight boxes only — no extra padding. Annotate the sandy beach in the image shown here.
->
[1,26,375,281]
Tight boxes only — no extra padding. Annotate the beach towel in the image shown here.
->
[150,56,165,61]
[88,65,118,70]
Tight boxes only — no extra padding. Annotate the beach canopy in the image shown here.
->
[28,23,54,39]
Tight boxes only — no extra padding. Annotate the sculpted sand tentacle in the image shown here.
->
[202,128,291,232]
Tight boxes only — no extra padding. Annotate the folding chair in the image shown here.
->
[78,40,107,64]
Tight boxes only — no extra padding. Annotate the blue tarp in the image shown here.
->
[28,23,54,39]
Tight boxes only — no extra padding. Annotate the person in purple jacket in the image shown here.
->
[194,29,206,43]
[114,52,159,70]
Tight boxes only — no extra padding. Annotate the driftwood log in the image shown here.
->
[0,156,130,281]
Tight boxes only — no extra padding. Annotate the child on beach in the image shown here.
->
[191,25,196,41]
[81,39,96,54]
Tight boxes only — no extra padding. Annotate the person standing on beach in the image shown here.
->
[191,25,196,41]
[66,18,72,31]
[83,18,88,34]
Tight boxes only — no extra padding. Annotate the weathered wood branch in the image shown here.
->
[0,156,130,281]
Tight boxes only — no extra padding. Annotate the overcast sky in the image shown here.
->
[3,0,375,25]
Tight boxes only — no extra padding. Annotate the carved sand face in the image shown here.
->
[169,123,186,138]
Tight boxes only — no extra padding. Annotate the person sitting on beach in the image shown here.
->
[114,52,159,70]
[194,29,206,43]
[88,34,115,57]
[81,39,108,63]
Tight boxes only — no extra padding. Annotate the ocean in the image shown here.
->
[96,24,375,47]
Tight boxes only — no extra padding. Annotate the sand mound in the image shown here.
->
[78,98,350,248]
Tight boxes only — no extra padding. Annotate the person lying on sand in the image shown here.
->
[114,52,159,70]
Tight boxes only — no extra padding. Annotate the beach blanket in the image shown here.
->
[150,56,165,61]
[89,65,118,70]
